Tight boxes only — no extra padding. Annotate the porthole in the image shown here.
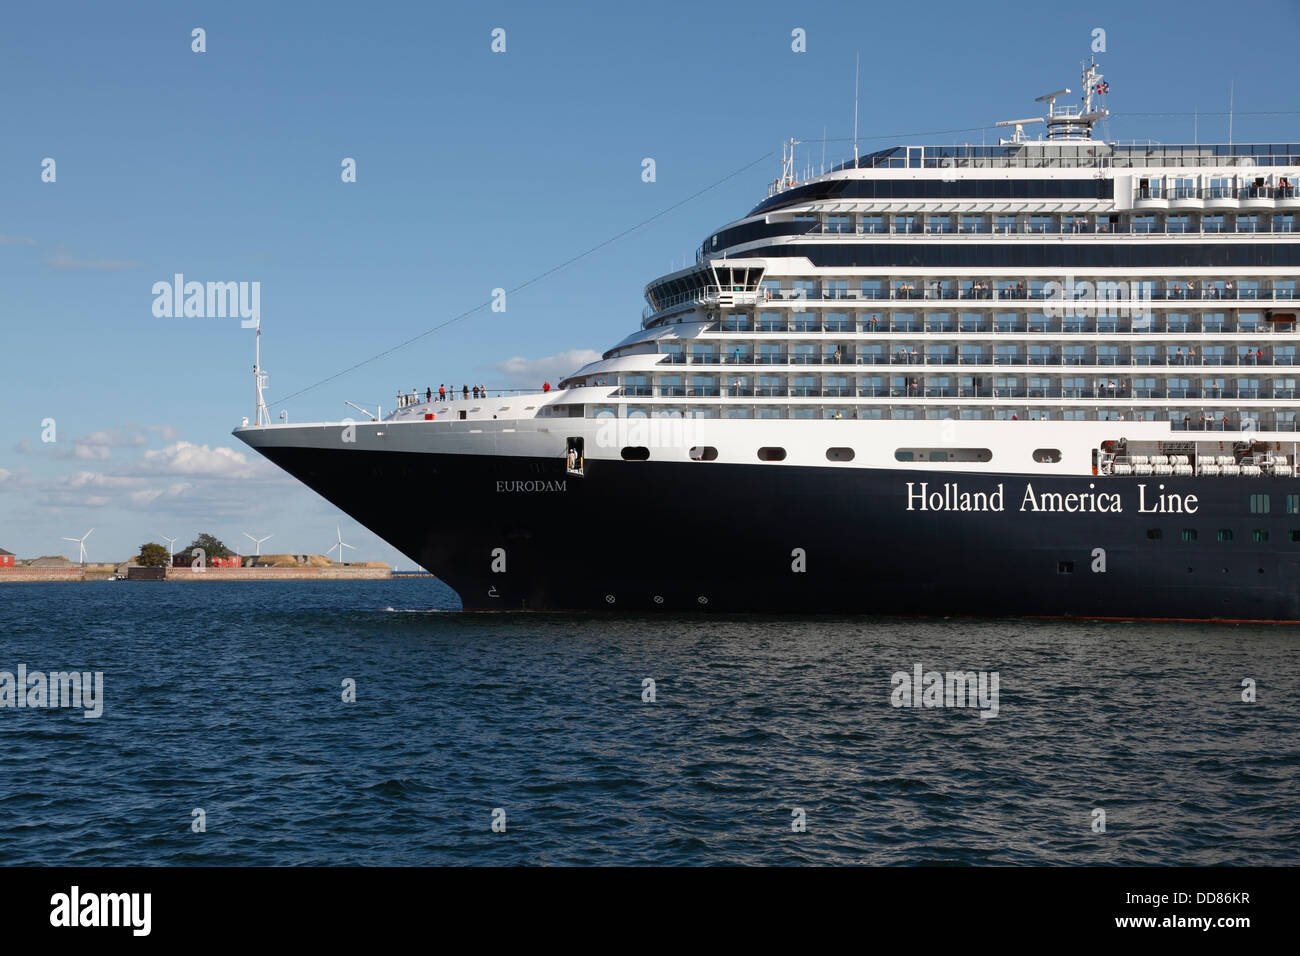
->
[895,447,992,462]
[826,447,855,462]
[620,446,650,461]
[689,446,718,461]
[758,447,787,462]
[1033,448,1062,463]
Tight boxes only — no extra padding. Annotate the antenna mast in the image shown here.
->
[852,52,860,165]
[253,321,270,426]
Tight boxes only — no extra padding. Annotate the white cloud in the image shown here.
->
[140,441,264,478]
[55,426,158,461]
[0,235,36,246]
[494,349,602,385]
[128,483,194,508]
[61,471,142,491]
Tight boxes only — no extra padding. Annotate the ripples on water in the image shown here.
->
[0,581,1296,865]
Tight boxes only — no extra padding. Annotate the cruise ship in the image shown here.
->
[235,59,1300,619]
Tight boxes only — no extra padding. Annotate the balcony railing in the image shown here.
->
[1138,185,1297,201]
[659,352,1300,369]
[755,285,1297,304]
[645,380,1299,400]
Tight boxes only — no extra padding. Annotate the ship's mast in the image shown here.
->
[253,321,270,426]
[852,52,860,166]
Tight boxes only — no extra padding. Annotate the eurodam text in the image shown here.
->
[905,482,1199,514]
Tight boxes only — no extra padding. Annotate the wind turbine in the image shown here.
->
[243,531,272,556]
[160,534,178,565]
[327,526,355,564]
[62,528,94,565]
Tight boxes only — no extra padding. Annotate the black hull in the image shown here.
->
[256,446,1300,620]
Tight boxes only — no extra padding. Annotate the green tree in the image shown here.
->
[184,533,232,560]
[137,542,171,568]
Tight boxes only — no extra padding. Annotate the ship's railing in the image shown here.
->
[1138,185,1298,201]
[715,218,1297,245]
[662,351,1300,367]
[392,387,550,410]
[859,150,1300,171]
[752,221,1298,239]
[620,376,1300,401]
[755,285,1297,303]
[643,284,766,320]
[648,273,1299,320]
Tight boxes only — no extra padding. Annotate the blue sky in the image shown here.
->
[2,0,1297,565]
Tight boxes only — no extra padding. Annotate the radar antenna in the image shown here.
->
[1004,57,1108,142]
[995,117,1044,144]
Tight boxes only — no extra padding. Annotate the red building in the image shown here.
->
[0,547,14,568]
[170,554,241,568]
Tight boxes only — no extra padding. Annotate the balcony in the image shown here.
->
[1134,187,1169,211]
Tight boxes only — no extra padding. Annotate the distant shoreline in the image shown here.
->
[0,567,433,583]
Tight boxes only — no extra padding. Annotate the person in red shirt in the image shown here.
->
[542,381,551,392]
